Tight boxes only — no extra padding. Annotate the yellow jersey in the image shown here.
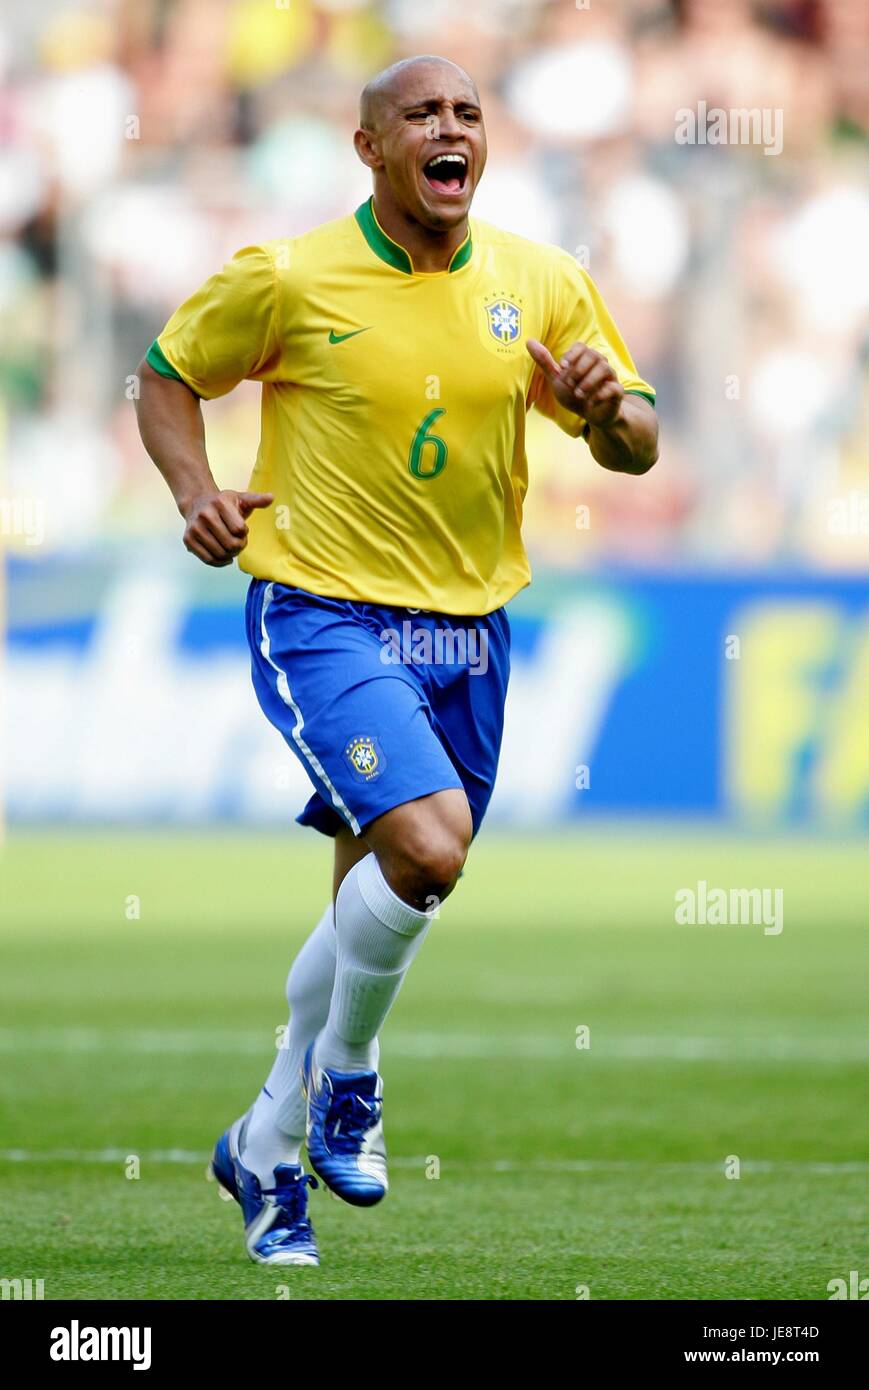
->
[149,198,654,615]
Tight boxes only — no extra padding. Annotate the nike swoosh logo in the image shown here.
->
[328,327,372,344]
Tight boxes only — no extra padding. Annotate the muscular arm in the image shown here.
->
[526,339,659,476]
[585,392,658,476]
[134,359,272,566]
[135,360,213,512]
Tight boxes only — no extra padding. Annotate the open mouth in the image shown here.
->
[422,152,468,195]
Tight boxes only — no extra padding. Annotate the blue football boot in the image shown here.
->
[209,1117,319,1265]
[302,1043,387,1207]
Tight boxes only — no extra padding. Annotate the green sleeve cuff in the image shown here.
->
[146,339,185,383]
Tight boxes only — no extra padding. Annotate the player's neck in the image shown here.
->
[370,192,469,274]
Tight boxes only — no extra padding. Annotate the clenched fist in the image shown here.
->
[527,339,624,429]
[182,489,273,567]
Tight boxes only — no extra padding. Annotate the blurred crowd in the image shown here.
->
[1,0,867,572]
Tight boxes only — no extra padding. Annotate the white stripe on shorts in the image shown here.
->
[259,581,361,835]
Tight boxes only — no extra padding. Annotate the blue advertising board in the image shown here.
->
[5,558,868,828]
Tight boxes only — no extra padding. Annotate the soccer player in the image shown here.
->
[135,55,657,1266]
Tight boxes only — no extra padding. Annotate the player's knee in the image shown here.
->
[414,830,468,898]
[370,791,473,908]
[388,819,470,906]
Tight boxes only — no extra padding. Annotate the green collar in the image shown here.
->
[354,197,472,275]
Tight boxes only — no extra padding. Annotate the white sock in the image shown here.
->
[315,852,432,1074]
[241,903,337,1182]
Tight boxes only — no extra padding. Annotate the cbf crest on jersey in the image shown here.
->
[345,735,385,781]
[486,299,522,344]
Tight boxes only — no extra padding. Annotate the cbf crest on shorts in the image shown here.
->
[344,735,385,781]
[486,299,522,344]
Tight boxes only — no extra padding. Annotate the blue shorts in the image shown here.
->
[246,580,511,838]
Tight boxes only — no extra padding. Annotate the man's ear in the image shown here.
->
[353,128,381,170]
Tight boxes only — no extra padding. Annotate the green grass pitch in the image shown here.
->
[0,829,866,1301]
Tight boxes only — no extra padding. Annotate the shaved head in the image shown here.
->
[353,53,486,245]
[359,55,479,131]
